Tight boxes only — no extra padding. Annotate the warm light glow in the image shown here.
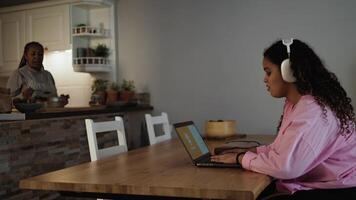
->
[43,49,93,107]
[43,49,73,73]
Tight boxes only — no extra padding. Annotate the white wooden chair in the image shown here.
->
[145,112,172,145]
[85,116,128,162]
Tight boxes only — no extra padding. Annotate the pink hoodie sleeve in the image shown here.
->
[256,145,270,154]
[241,120,317,179]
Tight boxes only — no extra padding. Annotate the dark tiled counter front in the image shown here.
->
[0,105,153,200]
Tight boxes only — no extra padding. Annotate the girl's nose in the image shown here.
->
[263,75,268,83]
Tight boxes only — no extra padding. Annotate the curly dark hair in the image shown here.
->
[264,39,355,135]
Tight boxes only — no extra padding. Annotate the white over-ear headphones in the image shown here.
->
[281,38,296,82]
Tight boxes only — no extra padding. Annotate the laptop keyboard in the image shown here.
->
[197,161,241,168]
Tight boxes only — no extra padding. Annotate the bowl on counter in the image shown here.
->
[13,103,43,114]
[46,95,69,108]
[46,97,64,108]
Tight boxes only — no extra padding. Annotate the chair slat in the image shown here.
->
[93,121,122,133]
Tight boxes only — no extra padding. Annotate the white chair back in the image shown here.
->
[145,112,171,145]
[85,116,128,162]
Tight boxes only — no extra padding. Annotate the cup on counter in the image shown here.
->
[136,92,150,105]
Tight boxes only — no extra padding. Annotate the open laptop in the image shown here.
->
[174,121,241,168]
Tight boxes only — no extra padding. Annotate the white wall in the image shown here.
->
[117,0,356,135]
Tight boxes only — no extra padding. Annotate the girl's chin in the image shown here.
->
[30,65,42,69]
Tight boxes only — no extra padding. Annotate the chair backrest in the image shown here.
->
[145,112,171,145]
[85,116,128,161]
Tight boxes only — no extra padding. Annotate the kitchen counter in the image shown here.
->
[0,104,153,200]
[26,104,153,120]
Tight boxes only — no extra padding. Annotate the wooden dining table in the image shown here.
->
[20,134,275,200]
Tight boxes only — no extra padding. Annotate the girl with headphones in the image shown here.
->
[211,39,356,200]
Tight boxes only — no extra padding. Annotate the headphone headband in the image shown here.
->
[280,38,296,82]
[282,38,293,56]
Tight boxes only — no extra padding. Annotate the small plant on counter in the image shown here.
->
[109,82,120,91]
[91,79,108,94]
[89,79,108,106]
[90,79,108,106]
[119,79,135,102]
[106,82,119,104]
[94,43,110,58]
[120,79,135,91]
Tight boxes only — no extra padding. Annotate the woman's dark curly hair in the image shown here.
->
[264,39,355,135]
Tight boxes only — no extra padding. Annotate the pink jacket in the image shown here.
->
[242,95,356,193]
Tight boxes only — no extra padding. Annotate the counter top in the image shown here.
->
[0,113,25,120]
[25,104,153,120]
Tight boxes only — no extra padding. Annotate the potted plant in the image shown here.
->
[119,79,135,102]
[76,23,87,33]
[106,82,119,104]
[94,43,110,58]
[90,79,108,106]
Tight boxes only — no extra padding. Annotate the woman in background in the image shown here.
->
[7,41,57,101]
[211,39,356,199]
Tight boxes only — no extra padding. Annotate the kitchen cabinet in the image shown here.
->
[0,11,25,77]
[26,5,70,51]
[0,0,116,79]
[0,3,71,77]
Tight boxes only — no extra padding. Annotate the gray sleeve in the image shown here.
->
[6,70,24,98]
[48,72,58,97]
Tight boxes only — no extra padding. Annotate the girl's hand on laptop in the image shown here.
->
[211,153,238,164]
[214,147,256,155]
[211,147,256,164]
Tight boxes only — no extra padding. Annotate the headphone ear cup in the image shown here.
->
[281,59,296,82]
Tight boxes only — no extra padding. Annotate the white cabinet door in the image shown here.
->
[26,5,70,52]
[0,11,25,77]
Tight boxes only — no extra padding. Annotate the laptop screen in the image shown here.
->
[175,122,210,160]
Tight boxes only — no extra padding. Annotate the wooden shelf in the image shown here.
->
[73,64,111,72]
[73,57,111,72]
[73,57,109,65]
[72,26,110,37]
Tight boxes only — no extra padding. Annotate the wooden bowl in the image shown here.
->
[205,120,237,139]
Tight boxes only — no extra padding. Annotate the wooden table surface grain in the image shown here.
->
[20,135,275,200]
